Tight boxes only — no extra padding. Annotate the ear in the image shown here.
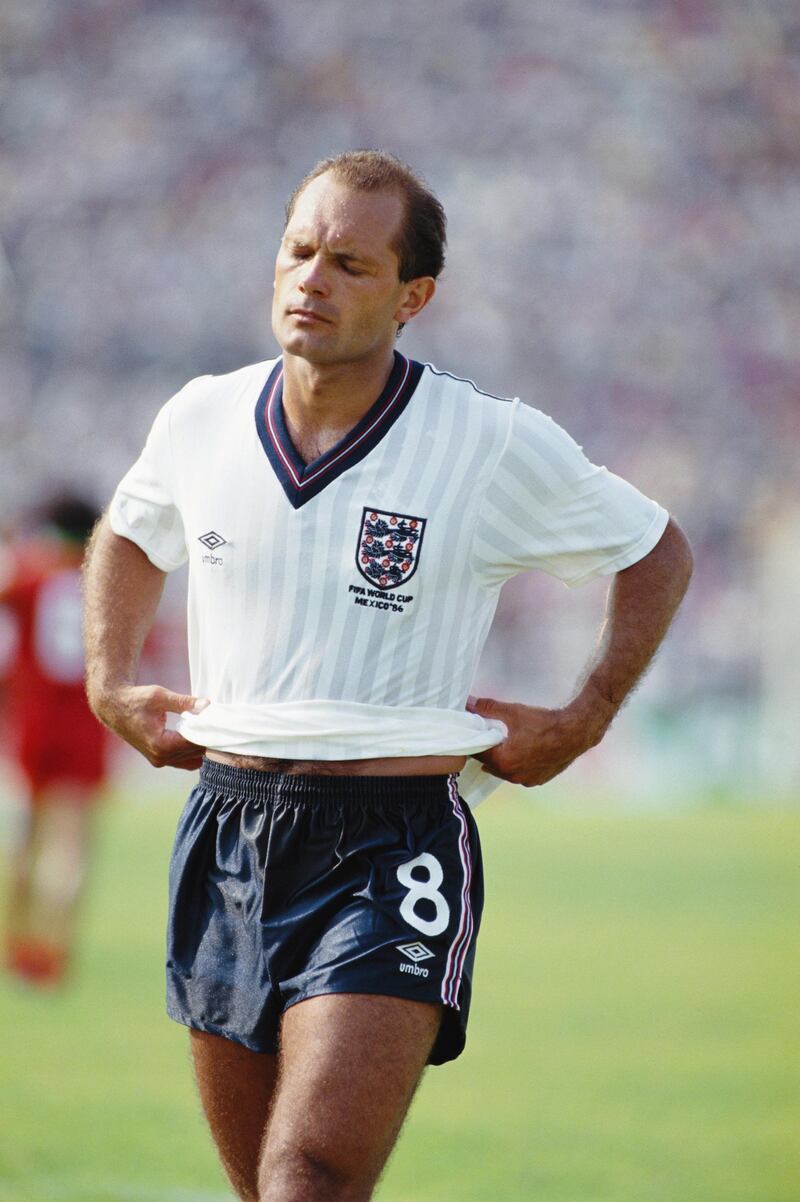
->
[393,276,436,326]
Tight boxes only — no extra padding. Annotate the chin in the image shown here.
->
[279,332,348,365]
[279,327,325,354]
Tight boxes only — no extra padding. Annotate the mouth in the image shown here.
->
[288,307,332,324]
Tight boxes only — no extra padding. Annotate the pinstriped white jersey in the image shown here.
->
[109,352,668,802]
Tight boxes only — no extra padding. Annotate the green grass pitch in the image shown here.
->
[0,784,798,1202]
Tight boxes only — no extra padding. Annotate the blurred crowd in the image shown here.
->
[1,0,798,797]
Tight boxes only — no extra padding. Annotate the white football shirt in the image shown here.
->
[109,352,668,805]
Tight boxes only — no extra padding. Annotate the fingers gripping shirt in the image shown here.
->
[108,357,668,805]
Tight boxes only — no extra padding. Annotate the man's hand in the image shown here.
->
[467,691,615,786]
[83,519,209,771]
[94,684,209,770]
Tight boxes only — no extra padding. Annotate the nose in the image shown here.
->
[298,252,329,297]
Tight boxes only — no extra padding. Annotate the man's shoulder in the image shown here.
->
[420,360,516,409]
[168,359,277,414]
[417,361,579,462]
[415,361,520,446]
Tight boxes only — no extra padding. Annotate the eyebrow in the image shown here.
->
[284,236,377,267]
[332,248,371,264]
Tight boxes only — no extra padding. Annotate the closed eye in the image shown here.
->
[284,244,367,274]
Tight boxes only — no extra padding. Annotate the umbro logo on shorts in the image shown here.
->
[397,941,434,963]
[397,939,432,977]
[198,531,227,550]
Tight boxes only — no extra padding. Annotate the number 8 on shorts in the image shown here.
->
[396,853,451,937]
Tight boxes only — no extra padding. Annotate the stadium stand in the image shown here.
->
[1,0,798,798]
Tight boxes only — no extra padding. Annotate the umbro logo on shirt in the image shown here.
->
[198,531,227,566]
[198,531,227,550]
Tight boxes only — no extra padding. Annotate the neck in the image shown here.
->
[281,347,396,433]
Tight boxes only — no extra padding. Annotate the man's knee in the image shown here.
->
[259,1145,374,1202]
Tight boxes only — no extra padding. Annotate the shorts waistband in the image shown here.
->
[198,758,455,808]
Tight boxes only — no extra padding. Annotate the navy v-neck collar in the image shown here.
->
[254,351,424,509]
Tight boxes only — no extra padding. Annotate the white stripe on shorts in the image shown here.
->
[440,774,473,1008]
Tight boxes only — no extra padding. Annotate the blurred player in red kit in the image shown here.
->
[1,495,107,986]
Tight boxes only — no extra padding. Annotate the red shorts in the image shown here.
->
[11,694,108,795]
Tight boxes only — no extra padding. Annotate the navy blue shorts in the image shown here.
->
[166,760,483,1065]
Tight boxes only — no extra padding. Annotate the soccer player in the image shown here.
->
[2,495,107,986]
[83,151,692,1202]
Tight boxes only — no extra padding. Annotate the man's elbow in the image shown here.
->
[619,516,693,596]
[666,516,693,584]
[650,516,693,596]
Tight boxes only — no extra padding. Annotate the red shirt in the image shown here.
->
[0,538,107,790]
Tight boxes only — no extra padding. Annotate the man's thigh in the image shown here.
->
[191,1030,280,1202]
[258,992,442,1202]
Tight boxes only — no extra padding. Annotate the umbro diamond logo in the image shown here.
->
[397,941,434,963]
[198,531,227,550]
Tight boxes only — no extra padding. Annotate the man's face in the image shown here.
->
[272,173,419,365]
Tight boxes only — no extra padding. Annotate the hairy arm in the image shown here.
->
[83,515,206,769]
[469,517,693,786]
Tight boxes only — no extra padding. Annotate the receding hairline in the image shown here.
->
[284,172,412,270]
[284,167,408,226]
[284,151,447,283]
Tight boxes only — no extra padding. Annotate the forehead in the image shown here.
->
[285,173,404,263]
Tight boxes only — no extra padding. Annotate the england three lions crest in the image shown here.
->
[356,508,427,589]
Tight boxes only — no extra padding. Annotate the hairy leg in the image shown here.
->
[190,1029,279,1202]
[258,993,442,1202]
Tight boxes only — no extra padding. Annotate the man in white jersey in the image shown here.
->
[84,150,692,1202]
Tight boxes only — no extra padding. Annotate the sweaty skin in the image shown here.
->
[272,174,436,464]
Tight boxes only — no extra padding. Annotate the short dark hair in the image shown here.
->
[284,150,447,282]
[43,494,99,543]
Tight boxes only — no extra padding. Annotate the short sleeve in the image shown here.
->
[108,393,188,572]
[473,401,669,586]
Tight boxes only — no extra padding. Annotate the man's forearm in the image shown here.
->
[83,515,167,712]
[574,517,693,724]
[82,516,205,770]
